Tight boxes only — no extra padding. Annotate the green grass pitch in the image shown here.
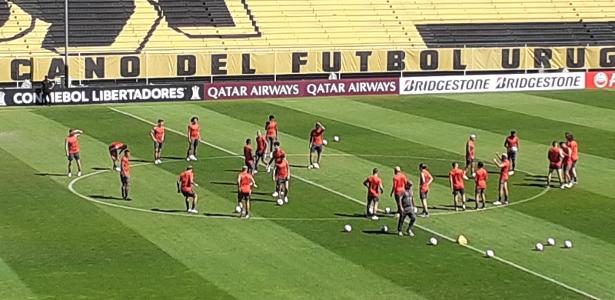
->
[1,90,615,299]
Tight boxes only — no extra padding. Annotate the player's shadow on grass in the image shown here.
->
[151,208,185,213]
[130,159,150,163]
[362,230,392,235]
[205,212,237,218]
[430,205,457,211]
[250,198,276,203]
[514,183,547,188]
[35,172,66,177]
[527,175,548,179]
[334,212,367,218]
[290,164,310,168]
[224,169,240,173]
[433,174,449,179]
[162,156,186,160]
[91,167,109,171]
[89,194,125,200]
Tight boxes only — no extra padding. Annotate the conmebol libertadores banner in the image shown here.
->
[400,72,585,95]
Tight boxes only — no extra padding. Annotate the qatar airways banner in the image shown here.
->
[400,72,585,95]
[585,71,615,89]
[203,78,398,100]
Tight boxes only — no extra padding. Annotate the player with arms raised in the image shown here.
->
[151,119,165,164]
[108,141,127,171]
[65,128,84,177]
[237,166,257,218]
[265,115,278,158]
[177,166,199,214]
[418,163,433,217]
[449,162,466,211]
[504,130,519,175]
[120,150,131,200]
[186,117,200,161]
[308,122,326,169]
[474,161,488,209]
[363,168,384,219]
[492,153,510,205]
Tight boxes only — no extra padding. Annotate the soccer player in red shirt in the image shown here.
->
[120,150,131,200]
[418,163,433,217]
[275,158,291,204]
[177,166,199,214]
[108,142,128,172]
[237,166,257,218]
[151,119,165,164]
[363,168,384,218]
[65,128,83,177]
[474,161,488,209]
[265,115,278,158]
[465,134,477,179]
[186,117,200,161]
[504,130,519,175]
[560,142,573,188]
[449,162,466,211]
[244,138,255,174]
[268,141,287,197]
[566,132,579,185]
[546,141,564,188]
[309,122,326,169]
[492,153,510,205]
[390,166,409,219]
[254,130,267,173]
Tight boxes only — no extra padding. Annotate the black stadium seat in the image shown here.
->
[0,0,9,27]
[158,0,235,28]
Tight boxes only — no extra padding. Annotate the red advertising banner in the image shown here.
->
[586,71,615,89]
[203,78,398,100]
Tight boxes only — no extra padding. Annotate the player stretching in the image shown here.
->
[504,131,519,175]
[237,166,257,218]
[492,153,510,205]
[560,142,573,188]
[254,131,267,173]
[186,117,200,161]
[363,168,384,219]
[449,162,466,211]
[244,139,255,174]
[465,134,477,179]
[546,141,564,188]
[265,115,278,158]
[308,122,326,169]
[177,166,199,214]
[390,166,408,220]
[108,142,127,171]
[418,163,433,217]
[275,158,291,204]
[474,162,488,209]
[397,180,416,237]
[566,133,579,185]
[151,119,165,164]
[65,129,83,177]
[120,150,131,200]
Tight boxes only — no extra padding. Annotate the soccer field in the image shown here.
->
[1,90,615,299]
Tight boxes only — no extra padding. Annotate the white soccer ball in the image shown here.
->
[511,146,518,152]
[272,191,279,197]
[381,225,388,233]
[429,237,438,246]
[547,238,556,246]
[384,207,391,214]
[323,139,328,146]
[235,206,241,213]
[535,243,544,251]
[344,224,352,232]
[564,240,573,249]
[412,207,418,214]
[276,199,284,206]
[485,249,495,258]
[115,167,121,172]
[333,135,340,142]
[368,207,374,215]
[312,163,320,169]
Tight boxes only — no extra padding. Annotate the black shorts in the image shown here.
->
[181,190,195,198]
[507,150,517,160]
[255,151,265,159]
[466,158,474,166]
[154,141,164,150]
[452,188,465,196]
[120,175,130,184]
[68,152,80,161]
[189,139,199,149]
[367,195,380,203]
[276,178,289,186]
[310,144,323,154]
[245,160,255,170]
[475,187,486,194]
[238,192,251,201]
[419,191,428,200]
[267,136,276,145]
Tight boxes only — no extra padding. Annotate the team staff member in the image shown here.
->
[254,131,267,173]
[493,153,511,205]
[546,141,564,188]
[186,117,200,161]
[151,119,165,164]
[390,166,408,220]
[177,166,199,214]
[244,139,255,174]
[65,128,84,177]
[237,166,257,219]
[363,168,384,219]
[265,115,278,158]
[108,142,128,171]
[465,134,477,179]
[120,150,131,200]
[566,133,579,185]
[397,180,416,237]
[474,162,488,209]
[275,158,290,204]
[418,163,433,217]
[504,131,519,175]
[308,122,326,169]
[449,162,466,211]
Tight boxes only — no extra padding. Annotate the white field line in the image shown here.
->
[108,107,599,299]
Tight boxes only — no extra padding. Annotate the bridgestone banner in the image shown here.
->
[0,84,203,106]
[203,78,398,100]
[585,71,615,89]
[399,73,585,95]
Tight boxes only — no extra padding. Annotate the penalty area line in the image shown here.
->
[108,107,599,300]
